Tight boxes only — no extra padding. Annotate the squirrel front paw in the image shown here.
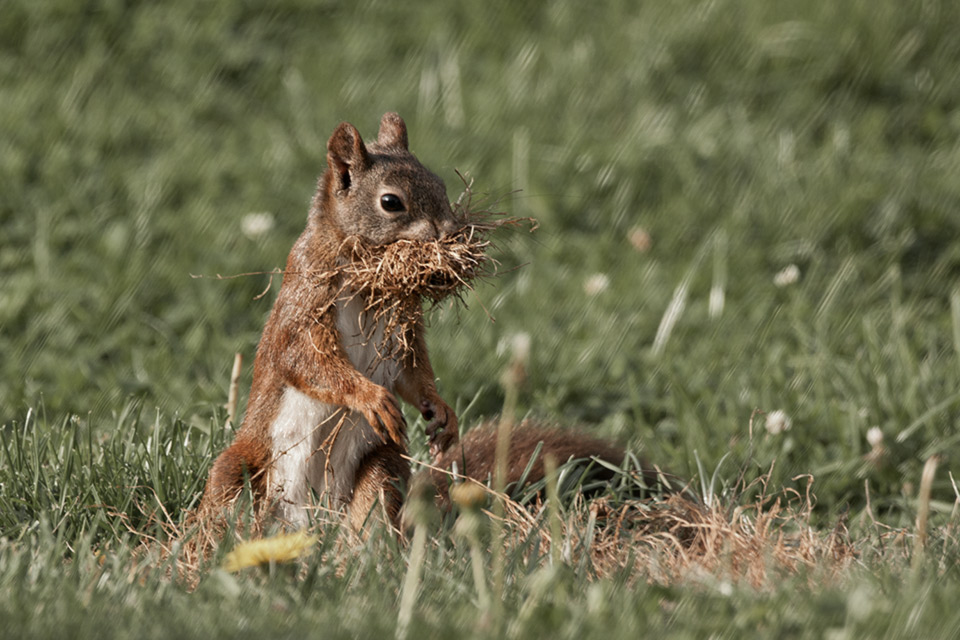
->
[422,398,459,459]
[357,384,407,446]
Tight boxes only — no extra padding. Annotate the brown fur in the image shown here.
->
[348,442,410,532]
[427,421,677,509]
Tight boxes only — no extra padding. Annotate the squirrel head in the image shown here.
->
[313,112,459,245]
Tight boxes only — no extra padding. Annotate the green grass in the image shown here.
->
[2,0,960,636]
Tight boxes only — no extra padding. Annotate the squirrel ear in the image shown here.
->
[327,122,369,190]
[377,112,408,150]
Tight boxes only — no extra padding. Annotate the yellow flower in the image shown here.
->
[450,482,488,510]
[222,531,318,572]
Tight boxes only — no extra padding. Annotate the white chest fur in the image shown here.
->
[267,294,403,527]
[335,293,403,387]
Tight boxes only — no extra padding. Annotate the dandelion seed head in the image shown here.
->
[584,273,610,296]
[241,212,275,239]
[773,264,800,287]
[765,409,792,435]
[628,227,652,252]
[511,332,531,364]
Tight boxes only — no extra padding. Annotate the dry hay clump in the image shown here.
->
[340,225,493,305]
[324,205,535,361]
[118,494,276,588]
[492,481,859,590]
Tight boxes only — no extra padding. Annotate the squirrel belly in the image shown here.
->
[210,291,411,529]
[267,292,408,527]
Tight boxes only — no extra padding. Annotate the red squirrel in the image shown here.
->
[200,113,658,533]
[200,112,457,530]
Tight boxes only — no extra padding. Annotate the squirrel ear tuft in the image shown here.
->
[377,112,408,150]
[327,122,369,189]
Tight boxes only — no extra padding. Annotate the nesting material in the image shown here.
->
[321,210,534,361]
[438,477,860,590]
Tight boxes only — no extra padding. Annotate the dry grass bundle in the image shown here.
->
[340,224,491,305]
[601,494,856,588]
[122,495,275,587]
[484,478,860,590]
[131,469,893,592]
[321,203,535,361]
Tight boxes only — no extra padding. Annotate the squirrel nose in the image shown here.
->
[438,218,457,240]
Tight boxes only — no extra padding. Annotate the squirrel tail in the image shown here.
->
[426,421,681,509]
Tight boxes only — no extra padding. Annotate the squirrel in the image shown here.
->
[200,112,459,531]
[200,112,672,534]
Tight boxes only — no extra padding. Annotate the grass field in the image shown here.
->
[3,0,960,636]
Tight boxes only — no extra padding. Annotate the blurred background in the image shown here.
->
[2,0,960,518]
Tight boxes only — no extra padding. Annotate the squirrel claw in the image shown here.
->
[427,428,458,459]
[362,386,407,446]
[423,398,458,458]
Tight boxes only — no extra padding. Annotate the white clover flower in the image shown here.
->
[584,273,610,296]
[846,584,876,622]
[241,212,275,239]
[510,332,531,365]
[866,426,884,449]
[765,409,792,435]
[628,227,652,252]
[773,264,800,287]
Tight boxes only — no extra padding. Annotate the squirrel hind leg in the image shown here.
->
[347,442,410,534]
[201,437,270,510]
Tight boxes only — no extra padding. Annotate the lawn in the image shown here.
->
[2,0,960,637]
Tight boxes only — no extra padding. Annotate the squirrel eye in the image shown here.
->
[379,193,406,213]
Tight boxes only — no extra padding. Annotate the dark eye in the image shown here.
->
[380,193,405,213]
